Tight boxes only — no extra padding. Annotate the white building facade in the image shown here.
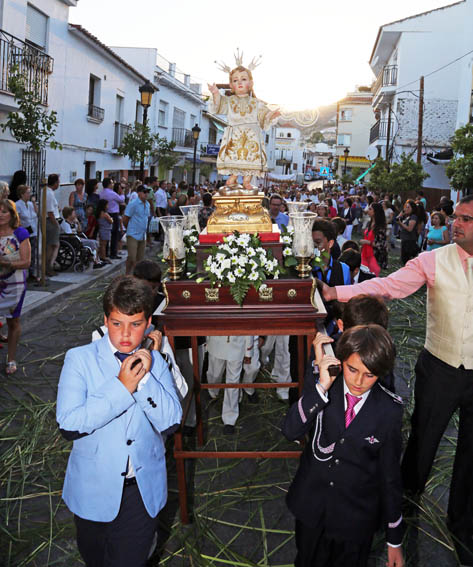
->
[335,90,373,178]
[0,0,155,209]
[367,0,473,193]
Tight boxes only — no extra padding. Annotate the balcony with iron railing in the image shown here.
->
[171,128,194,148]
[113,122,132,148]
[372,65,398,99]
[0,29,54,107]
[369,120,390,144]
[87,103,104,123]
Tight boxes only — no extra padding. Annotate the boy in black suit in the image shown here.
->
[283,325,404,567]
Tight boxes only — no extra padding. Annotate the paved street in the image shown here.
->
[0,249,462,567]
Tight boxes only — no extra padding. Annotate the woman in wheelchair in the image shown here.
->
[59,207,105,270]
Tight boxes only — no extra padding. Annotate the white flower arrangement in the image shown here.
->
[201,231,281,305]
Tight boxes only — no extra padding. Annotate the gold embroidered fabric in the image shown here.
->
[210,95,276,177]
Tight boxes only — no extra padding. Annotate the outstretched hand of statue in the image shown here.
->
[207,83,220,104]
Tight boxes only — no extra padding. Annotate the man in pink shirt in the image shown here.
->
[321,194,473,565]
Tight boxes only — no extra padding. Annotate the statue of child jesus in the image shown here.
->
[208,61,280,191]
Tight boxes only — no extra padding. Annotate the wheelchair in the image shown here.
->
[56,234,94,272]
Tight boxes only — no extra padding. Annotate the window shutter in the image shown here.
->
[26,4,48,50]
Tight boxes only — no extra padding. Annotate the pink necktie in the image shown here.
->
[345,393,361,428]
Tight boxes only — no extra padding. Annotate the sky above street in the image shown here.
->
[70,0,458,111]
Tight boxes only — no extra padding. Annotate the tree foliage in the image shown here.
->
[446,123,473,193]
[367,155,428,194]
[1,70,62,151]
[118,123,177,170]
[307,131,324,144]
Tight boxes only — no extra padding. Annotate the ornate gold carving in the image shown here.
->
[182,290,191,300]
[310,277,319,311]
[258,286,273,302]
[207,194,272,234]
[205,288,220,303]
[162,281,169,310]
[287,288,297,299]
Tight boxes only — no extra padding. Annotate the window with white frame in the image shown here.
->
[172,108,186,129]
[158,100,168,127]
[26,4,48,50]
[339,108,352,121]
[337,134,351,146]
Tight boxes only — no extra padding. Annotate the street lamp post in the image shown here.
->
[327,155,334,189]
[343,147,350,176]
[139,80,155,181]
[191,123,201,187]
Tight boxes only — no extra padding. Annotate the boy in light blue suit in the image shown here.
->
[57,275,182,567]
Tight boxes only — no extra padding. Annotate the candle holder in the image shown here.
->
[179,205,202,232]
[289,212,317,279]
[160,216,186,280]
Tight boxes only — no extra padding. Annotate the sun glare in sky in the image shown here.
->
[70,0,458,110]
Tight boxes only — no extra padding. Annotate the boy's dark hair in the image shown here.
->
[202,192,212,206]
[312,218,336,242]
[133,260,162,284]
[342,295,389,330]
[103,275,154,319]
[336,324,395,377]
[341,239,359,252]
[331,216,346,236]
[339,248,361,271]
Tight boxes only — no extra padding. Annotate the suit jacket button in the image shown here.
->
[329,481,334,487]
[127,439,133,446]
[335,459,340,465]
[339,438,345,444]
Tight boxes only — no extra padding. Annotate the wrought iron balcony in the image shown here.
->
[171,128,194,147]
[0,29,54,106]
[113,122,132,148]
[369,119,389,144]
[87,103,104,122]
[372,65,398,97]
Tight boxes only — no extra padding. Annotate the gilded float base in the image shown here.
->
[207,194,272,234]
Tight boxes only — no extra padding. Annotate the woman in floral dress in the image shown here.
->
[0,198,31,374]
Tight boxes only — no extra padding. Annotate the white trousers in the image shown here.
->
[260,335,291,399]
[174,345,205,427]
[207,350,260,425]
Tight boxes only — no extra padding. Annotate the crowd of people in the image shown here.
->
[1,166,471,566]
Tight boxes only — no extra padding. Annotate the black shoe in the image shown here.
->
[93,262,105,269]
[110,255,120,260]
[223,424,235,435]
[246,391,259,404]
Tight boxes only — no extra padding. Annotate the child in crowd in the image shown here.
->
[56,275,182,567]
[206,335,260,435]
[95,198,113,264]
[283,325,404,567]
[60,206,104,269]
[117,203,126,257]
[84,204,97,239]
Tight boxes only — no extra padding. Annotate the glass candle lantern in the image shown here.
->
[179,205,202,232]
[160,216,186,280]
[289,212,317,278]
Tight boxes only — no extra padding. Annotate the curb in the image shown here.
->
[23,259,126,319]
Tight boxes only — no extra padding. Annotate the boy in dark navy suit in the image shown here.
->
[283,325,404,567]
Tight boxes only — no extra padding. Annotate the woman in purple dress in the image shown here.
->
[0,199,31,374]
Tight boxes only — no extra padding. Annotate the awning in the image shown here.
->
[346,156,371,165]
[267,173,297,182]
[211,119,225,133]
